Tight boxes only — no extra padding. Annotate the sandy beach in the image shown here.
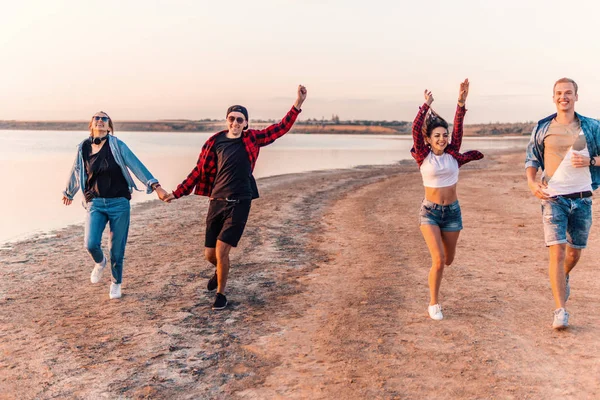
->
[1,150,599,399]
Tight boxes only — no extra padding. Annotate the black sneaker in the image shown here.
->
[212,293,228,310]
[207,271,218,291]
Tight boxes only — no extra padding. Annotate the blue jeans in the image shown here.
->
[541,196,593,248]
[419,199,463,232]
[84,197,131,284]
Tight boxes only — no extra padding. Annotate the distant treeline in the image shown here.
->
[0,119,536,136]
[0,120,223,133]
[465,118,593,136]
[464,122,535,136]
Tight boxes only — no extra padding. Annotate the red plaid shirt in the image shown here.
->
[173,106,301,198]
[410,103,483,167]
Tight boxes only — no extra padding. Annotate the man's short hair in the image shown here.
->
[553,77,578,95]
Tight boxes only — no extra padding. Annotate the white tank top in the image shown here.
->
[544,131,592,196]
[420,152,459,188]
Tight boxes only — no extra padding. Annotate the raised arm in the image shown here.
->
[450,79,469,151]
[253,85,306,147]
[410,90,433,164]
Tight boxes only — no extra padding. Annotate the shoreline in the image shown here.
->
[2,148,599,399]
[0,123,531,136]
[0,161,413,250]
[0,142,527,249]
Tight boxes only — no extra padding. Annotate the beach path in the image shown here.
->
[0,151,598,399]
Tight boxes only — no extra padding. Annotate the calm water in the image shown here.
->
[0,130,529,245]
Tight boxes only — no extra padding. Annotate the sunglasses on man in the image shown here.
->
[93,116,110,122]
[227,116,245,124]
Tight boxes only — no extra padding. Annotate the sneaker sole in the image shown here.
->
[212,301,228,310]
[553,324,568,330]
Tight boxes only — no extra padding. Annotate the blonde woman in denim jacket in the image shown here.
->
[62,111,169,299]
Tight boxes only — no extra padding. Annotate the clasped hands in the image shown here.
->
[155,186,175,203]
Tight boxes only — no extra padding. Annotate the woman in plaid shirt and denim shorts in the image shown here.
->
[410,79,483,321]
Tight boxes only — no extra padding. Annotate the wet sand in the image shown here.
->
[1,150,599,399]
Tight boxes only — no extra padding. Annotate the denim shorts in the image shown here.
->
[541,196,593,248]
[419,199,463,231]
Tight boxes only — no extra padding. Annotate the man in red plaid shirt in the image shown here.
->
[165,85,307,310]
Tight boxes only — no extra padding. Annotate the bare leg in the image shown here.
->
[216,240,232,294]
[441,231,461,266]
[548,244,566,309]
[420,225,446,306]
[564,246,581,276]
[205,247,217,267]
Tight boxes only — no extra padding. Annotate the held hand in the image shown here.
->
[294,85,307,109]
[458,78,469,106]
[424,89,434,106]
[155,187,170,201]
[62,196,73,206]
[571,152,591,168]
[162,193,175,203]
[528,180,549,200]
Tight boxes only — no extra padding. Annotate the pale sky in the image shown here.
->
[2,0,600,123]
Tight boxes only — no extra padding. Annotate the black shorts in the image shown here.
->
[205,199,252,248]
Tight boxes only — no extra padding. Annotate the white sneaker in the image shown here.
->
[109,283,122,299]
[552,308,569,330]
[90,257,107,284]
[428,304,443,320]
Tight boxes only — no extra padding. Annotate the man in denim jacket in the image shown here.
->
[525,78,600,330]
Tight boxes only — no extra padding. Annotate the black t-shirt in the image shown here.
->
[210,134,256,200]
[83,138,131,201]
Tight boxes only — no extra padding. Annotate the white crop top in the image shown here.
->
[420,152,459,188]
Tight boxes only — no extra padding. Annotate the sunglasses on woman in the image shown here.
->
[93,116,109,122]
[227,116,245,124]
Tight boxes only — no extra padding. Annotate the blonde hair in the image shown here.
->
[88,111,115,136]
[553,78,578,95]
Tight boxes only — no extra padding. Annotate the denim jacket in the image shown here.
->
[63,136,158,203]
[525,112,600,190]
